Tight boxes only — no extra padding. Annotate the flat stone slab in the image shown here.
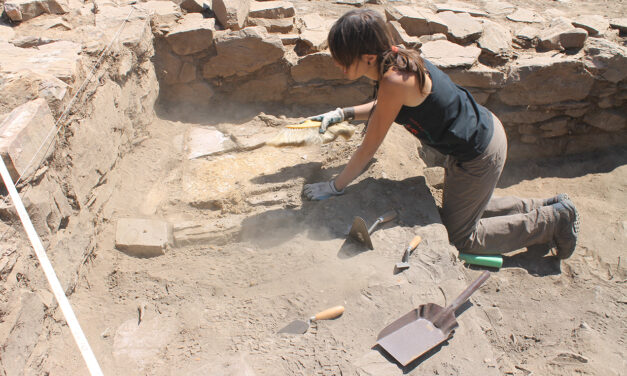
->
[433,1,488,17]
[248,0,295,19]
[115,218,172,257]
[420,40,480,68]
[186,126,237,159]
[0,99,56,182]
[507,8,544,23]
[166,13,216,56]
[0,40,81,84]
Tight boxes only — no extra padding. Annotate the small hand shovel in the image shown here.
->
[348,210,397,249]
[376,271,490,366]
[278,306,345,334]
[395,235,422,272]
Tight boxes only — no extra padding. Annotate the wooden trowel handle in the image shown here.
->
[313,306,345,321]
[408,235,422,250]
[377,210,398,224]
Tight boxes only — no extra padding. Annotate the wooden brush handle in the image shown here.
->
[313,306,345,321]
[286,120,322,129]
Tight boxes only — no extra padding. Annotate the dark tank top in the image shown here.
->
[394,59,494,162]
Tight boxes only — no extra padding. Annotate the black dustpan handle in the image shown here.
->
[433,271,490,327]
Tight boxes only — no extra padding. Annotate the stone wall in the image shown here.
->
[152,0,627,160]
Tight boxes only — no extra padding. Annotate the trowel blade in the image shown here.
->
[348,216,373,249]
[278,319,309,334]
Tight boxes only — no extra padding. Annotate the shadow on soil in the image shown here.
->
[239,175,440,250]
[499,145,627,188]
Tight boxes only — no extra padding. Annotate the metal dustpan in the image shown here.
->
[376,271,490,366]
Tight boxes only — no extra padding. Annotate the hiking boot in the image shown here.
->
[543,193,570,206]
[552,198,580,259]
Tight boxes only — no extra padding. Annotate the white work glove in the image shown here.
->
[308,108,344,133]
[303,180,345,201]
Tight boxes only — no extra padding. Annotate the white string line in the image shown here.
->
[0,158,104,376]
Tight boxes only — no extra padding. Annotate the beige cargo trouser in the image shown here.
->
[441,115,557,255]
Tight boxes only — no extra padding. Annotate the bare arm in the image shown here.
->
[334,81,405,190]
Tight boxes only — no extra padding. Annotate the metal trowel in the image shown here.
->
[348,210,398,249]
[278,306,345,334]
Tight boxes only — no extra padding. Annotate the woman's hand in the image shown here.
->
[308,108,344,133]
[303,180,345,200]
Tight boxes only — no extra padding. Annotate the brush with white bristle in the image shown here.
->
[266,120,356,147]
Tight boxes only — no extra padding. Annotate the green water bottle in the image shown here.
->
[458,253,503,269]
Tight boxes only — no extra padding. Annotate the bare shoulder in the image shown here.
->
[381,69,430,107]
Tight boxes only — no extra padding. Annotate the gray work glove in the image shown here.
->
[303,180,345,201]
[308,108,344,133]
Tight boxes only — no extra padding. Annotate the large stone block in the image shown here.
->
[478,19,511,63]
[166,13,216,56]
[498,55,594,106]
[231,72,289,102]
[584,110,626,132]
[3,0,68,22]
[584,38,627,83]
[202,26,284,78]
[0,99,56,183]
[247,17,293,33]
[212,0,250,30]
[115,218,172,257]
[438,11,482,44]
[444,64,506,89]
[291,52,344,83]
[387,20,422,49]
[538,17,588,51]
[420,40,480,69]
[385,5,448,37]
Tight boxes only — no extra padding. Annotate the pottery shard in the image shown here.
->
[498,55,594,106]
[0,99,56,182]
[166,13,216,56]
[248,1,294,19]
[202,26,285,78]
[420,40,480,69]
[584,38,627,83]
[572,15,609,37]
[212,0,251,30]
[438,11,483,44]
[3,0,69,22]
[291,52,345,83]
[385,5,448,37]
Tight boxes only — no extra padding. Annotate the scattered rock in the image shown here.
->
[420,40,481,69]
[4,0,69,22]
[385,5,448,37]
[478,19,512,64]
[609,18,627,33]
[507,8,544,23]
[584,38,627,83]
[115,218,172,257]
[538,17,588,51]
[166,13,216,56]
[423,167,444,189]
[387,20,422,49]
[212,0,251,30]
[573,15,610,36]
[180,0,210,13]
[0,99,56,183]
[438,11,483,44]
[484,1,516,16]
[248,0,295,19]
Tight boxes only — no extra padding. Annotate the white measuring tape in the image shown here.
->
[0,159,104,375]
